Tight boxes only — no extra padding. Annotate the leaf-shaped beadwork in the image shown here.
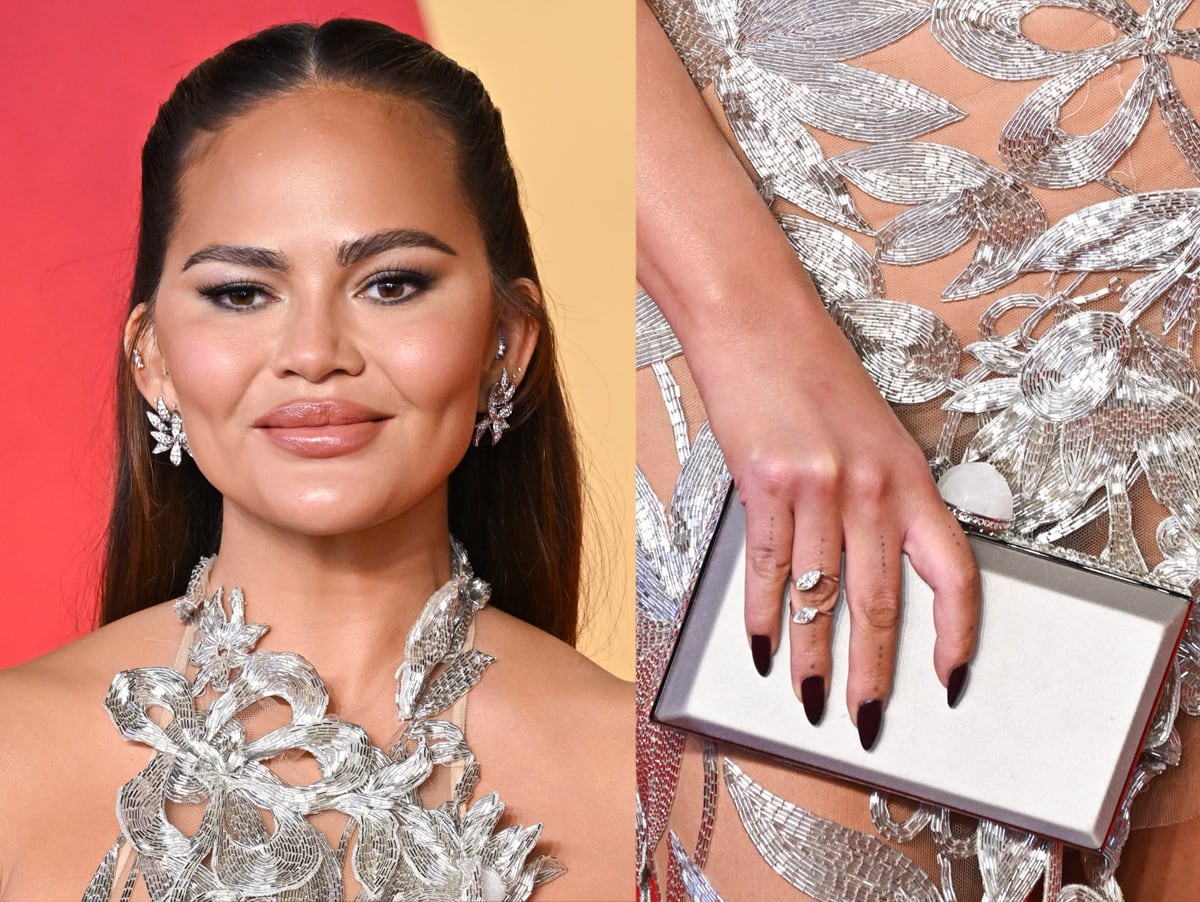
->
[639,1,1200,898]
[839,298,962,404]
[1150,53,1200,180]
[976,821,1047,902]
[745,59,964,142]
[778,214,883,305]
[931,0,1132,79]
[937,0,1200,183]
[1017,312,1131,422]
[833,144,1047,299]
[999,44,1149,189]
[740,0,931,62]
[724,759,943,900]
[87,539,560,901]
[716,56,867,229]
[875,192,976,266]
[1022,193,1200,273]
[669,832,725,902]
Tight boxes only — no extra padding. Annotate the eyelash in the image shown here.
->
[196,270,434,312]
[197,282,269,312]
[361,270,434,305]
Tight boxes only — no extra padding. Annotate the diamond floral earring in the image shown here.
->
[147,397,192,466]
[473,369,516,447]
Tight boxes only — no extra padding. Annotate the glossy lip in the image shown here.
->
[255,400,391,458]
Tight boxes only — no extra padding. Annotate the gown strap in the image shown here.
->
[447,618,476,796]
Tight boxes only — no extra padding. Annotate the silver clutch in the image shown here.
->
[652,487,1193,849]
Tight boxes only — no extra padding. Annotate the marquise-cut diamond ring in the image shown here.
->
[791,568,840,625]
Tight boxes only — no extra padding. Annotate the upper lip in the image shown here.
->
[254,400,390,428]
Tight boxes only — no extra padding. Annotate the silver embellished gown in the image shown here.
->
[83,542,563,901]
[636,0,1200,899]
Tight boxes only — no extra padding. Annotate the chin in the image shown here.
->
[267,492,390,535]
[250,479,448,538]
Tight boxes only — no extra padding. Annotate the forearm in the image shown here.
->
[635,0,831,353]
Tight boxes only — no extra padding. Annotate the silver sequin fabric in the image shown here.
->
[639,0,1200,899]
[84,539,563,902]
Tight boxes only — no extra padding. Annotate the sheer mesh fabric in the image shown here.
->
[640,1,1200,897]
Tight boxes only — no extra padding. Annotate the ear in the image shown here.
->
[479,278,541,410]
[124,303,177,409]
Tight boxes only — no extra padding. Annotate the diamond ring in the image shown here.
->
[791,568,840,625]
[794,569,839,592]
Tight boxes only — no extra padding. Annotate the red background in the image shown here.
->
[0,1,425,666]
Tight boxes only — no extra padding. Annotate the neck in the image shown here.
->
[203,497,454,701]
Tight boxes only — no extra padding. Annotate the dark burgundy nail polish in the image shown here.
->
[751,635,771,676]
[801,676,825,725]
[857,699,883,751]
[947,663,969,708]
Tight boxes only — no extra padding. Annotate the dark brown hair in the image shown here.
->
[102,19,583,643]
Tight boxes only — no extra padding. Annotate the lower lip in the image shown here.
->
[258,420,388,458]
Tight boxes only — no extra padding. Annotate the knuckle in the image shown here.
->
[853,591,901,631]
[800,454,843,499]
[744,456,798,498]
[747,545,789,582]
[848,463,889,504]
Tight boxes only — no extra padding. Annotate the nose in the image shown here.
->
[271,292,366,382]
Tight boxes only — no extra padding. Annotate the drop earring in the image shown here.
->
[473,369,516,447]
[147,397,192,466]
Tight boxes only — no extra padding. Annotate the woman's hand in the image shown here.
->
[697,291,979,748]
[636,0,980,749]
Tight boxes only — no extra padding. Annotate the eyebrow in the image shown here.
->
[181,228,457,273]
[336,228,458,267]
[183,245,287,272]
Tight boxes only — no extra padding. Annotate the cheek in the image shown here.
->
[376,320,487,415]
[157,313,262,431]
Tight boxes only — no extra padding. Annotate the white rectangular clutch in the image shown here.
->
[652,488,1192,849]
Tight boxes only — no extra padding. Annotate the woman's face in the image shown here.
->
[131,87,536,537]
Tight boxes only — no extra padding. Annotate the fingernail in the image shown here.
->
[751,635,771,676]
[947,663,969,708]
[801,676,825,725]
[857,699,883,751]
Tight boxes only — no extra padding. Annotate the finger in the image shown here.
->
[741,490,795,678]
[787,512,843,726]
[904,504,981,708]
[843,514,903,751]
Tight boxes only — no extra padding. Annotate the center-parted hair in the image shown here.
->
[103,19,583,643]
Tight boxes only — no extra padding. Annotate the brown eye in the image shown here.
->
[362,270,433,305]
[226,287,258,307]
[374,280,409,300]
[230,290,259,309]
[198,282,272,311]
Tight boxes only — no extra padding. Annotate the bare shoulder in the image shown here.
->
[0,601,185,718]
[0,602,186,873]
[470,606,633,900]
[472,605,631,737]
[3,600,177,707]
